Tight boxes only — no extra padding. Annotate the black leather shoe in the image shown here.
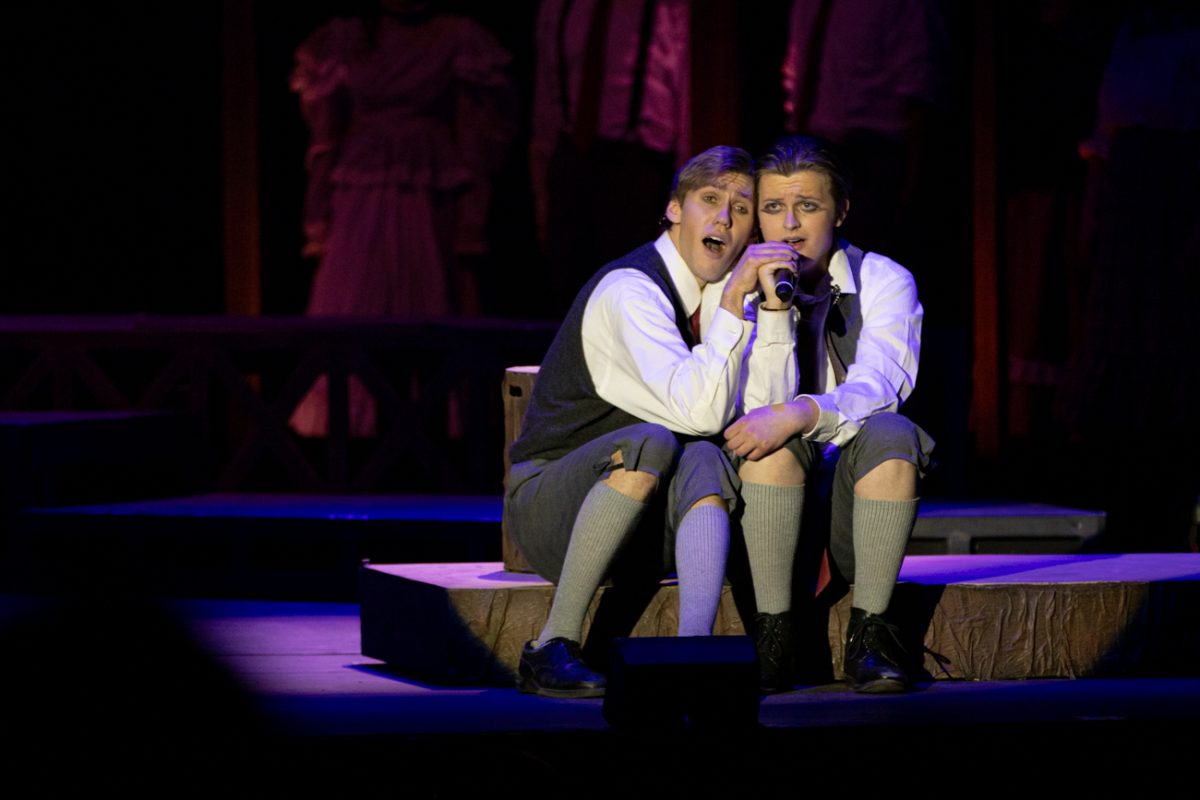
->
[754,611,795,693]
[843,607,909,693]
[517,638,606,698]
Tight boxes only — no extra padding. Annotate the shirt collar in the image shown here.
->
[827,239,857,295]
[654,231,704,315]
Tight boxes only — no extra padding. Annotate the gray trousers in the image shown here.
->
[799,412,933,585]
[729,412,934,586]
[504,423,740,584]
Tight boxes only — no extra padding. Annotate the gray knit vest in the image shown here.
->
[827,241,866,376]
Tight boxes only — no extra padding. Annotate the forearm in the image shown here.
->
[723,396,819,461]
[740,302,798,412]
[799,365,911,446]
[599,352,749,436]
[587,280,753,436]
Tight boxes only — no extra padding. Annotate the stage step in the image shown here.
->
[8,493,502,599]
[360,555,1200,685]
[907,500,1104,554]
[0,410,206,511]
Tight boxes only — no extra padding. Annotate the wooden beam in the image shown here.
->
[221,0,262,316]
[970,1,1000,457]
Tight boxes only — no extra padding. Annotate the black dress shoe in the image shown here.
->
[843,607,909,693]
[754,611,795,693]
[517,638,606,698]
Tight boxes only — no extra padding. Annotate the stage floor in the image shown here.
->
[169,597,1200,736]
[4,591,1199,793]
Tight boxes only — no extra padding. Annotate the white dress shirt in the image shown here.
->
[800,246,923,447]
[581,233,797,437]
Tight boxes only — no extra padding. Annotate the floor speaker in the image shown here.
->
[602,636,760,729]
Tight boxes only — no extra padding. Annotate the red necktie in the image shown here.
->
[689,307,701,344]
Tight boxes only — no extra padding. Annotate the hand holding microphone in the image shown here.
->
[773,268,796,302]
[754,241,829,306]
[770,243,818,304]
[779,252,833,306]
[771,245,808,304]
[723,241,808,317]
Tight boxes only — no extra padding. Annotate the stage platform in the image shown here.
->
[9,493,505,599]
[0,410,205,509]
[4,592,1197,793]
[361,554,1200,684]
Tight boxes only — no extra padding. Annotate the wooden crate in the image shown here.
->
[501,366,539,572]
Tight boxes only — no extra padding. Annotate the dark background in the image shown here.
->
[1,1,1121,315]
[5,1,1194,551]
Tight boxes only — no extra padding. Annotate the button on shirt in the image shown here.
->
[581,233,797,437]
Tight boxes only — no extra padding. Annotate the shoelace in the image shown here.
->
[924,646,954,679]
[755,618,788,660]
[851,616,907,657]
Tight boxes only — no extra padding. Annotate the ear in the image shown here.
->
[835,198,850,227]
[665,198,683,225]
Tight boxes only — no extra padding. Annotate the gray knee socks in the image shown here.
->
[674,503,730,636]
[537,481,646,645]
[851,496,919,615]
[740,482,804,614]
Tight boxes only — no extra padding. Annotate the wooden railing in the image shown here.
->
[0,316,556,493]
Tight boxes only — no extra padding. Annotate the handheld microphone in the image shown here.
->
[774,269,795,303]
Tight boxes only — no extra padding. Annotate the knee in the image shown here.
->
[677,440,724,473]
[738,444,805,486]
[854,458,918,500]
[677,443,733,512]
[688,493,728,513]
[861,457,918,483]
[676,441,730,495]
[605,465,657,501]
[856,413,925,463]
[606,423,681,502]
[619,422,683,472]
[849,414,923,500]
[669,440,737,515]
[859,412,919,446]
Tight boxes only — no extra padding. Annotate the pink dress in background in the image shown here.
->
[289,14,512,437]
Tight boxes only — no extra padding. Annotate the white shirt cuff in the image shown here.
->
[708,306,751,352]
[753,304,797,344]
[799,393,840,441]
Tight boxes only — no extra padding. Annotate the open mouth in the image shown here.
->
[783,237,804,249]
[702,236,726,254]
